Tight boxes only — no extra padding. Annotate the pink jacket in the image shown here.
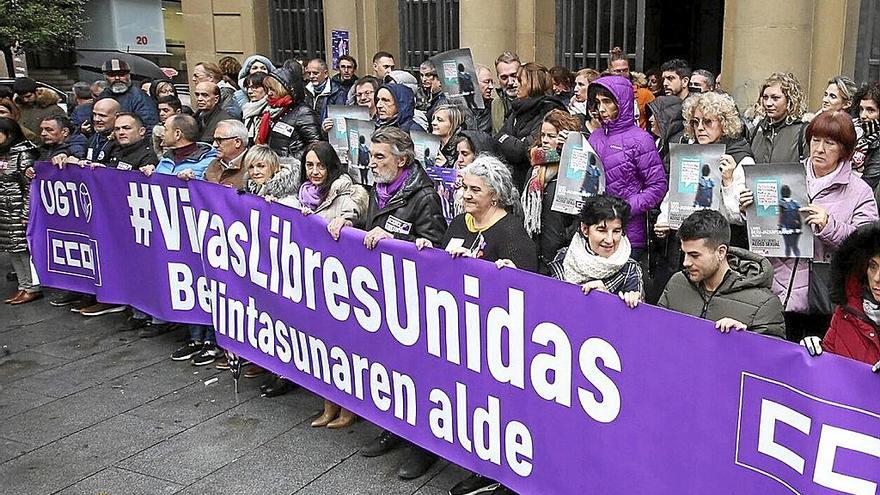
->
[771,159,878,313]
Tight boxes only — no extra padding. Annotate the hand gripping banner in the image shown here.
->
[27,164,880,494]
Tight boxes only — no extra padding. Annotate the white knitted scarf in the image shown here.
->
[562,233,632,284]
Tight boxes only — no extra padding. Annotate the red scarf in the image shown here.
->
[256,95,294,144]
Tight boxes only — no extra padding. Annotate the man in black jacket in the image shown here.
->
[195,82,234,144]
[105,112,158,170]
[38,115,86,165]
[347,127,445,480]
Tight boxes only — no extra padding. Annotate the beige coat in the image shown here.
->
[279,174,369,227]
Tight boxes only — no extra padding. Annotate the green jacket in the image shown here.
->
[658,247,786,338]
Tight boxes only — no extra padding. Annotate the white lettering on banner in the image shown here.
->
[758,399,811,474]
[39,180,88,220]
[814,425,880,495]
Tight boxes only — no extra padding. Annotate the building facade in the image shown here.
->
[184,0,868,111]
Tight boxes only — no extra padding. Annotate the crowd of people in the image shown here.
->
[2,46,880,495]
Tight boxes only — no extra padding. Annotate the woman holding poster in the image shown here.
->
[549,195,644,308]
[740,111,879,341]
[657,92,754,246]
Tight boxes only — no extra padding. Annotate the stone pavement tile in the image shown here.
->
[0,349,69,386]
[425,462,472,490]
[0,413,183,495]
[0,436,30,464]
[294,444,449,495]
[128,370,259,430]
[31,316,136,360]
[9,338,170,398]
[0,359,208,448]
[57,466,183,495]
[0,383,55,420]
[175,409,386,495]
[118,390,319,485]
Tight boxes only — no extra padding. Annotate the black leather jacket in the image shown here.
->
[266,104,322,162]
[365,164,447,246]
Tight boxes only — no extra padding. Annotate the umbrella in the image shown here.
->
[75,50,168,80]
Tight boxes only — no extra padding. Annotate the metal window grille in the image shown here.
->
[555,0,645,71]
[855,0,880,84]
[269,0,326,63]
[399,0,460,71]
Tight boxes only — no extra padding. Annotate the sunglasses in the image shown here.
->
[689,117,717,129]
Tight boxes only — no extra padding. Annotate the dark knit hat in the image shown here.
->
[12,77,37,95]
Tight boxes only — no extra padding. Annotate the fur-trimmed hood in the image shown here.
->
[830,222,880,306]
[245,159,299,199]
[15,88,60,109]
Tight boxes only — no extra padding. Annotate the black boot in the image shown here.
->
[360,430,401,457]
[261,377,296,397]
[397,445,437,479]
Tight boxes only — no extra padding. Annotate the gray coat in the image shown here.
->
[658,247,786,338]
[0,141,38,252]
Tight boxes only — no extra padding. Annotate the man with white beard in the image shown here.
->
[96,58,159,128]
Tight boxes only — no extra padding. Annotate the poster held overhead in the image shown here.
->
[426,166,458,224]
[663,143,726,230]
[428,48,484,110]
[551,132,605,215]
[743,162,814,258]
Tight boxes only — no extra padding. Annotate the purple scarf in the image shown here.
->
[298,182,324,210]
[375,167,412,209]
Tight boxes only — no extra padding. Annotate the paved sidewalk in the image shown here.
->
[0,255,467,495]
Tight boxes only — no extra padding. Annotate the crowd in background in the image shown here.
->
[2,46,880,495]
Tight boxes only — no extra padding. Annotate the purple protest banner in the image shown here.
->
[28,164,880,494]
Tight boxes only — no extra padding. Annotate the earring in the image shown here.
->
[491,200,497,207]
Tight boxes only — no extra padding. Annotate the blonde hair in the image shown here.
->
[263,76,289,98]
[683,92,743,140]
[243,144,281,177]
[433,104,465,136]
[575,68,601,83]
[754,72,807,124]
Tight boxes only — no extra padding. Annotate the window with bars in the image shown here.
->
[555,0,645,71]
[269,0,326,63]
[855,0,880,84]
[399,0,460,71]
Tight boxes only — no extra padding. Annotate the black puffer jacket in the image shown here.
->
[265,66,322,162]
[365,164,447,246]
[494,95,566,188]
[104,139,159,170]
[0,141,38,252]
[646,96,685,173]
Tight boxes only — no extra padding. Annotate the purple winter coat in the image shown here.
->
[588,76,667,248]
[771,159,879,313]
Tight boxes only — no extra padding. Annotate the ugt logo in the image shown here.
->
[39,180,93,223]
[736,373,880,495]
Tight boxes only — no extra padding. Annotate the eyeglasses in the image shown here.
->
[356,91,375,99]
[420,72,437,79]
[212,136,238,144]
[689,117,717,129]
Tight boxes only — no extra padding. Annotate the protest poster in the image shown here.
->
[345,118,375,186]
[663,143,726,229]
[330,30,349,70]
[328,105,371,164]
[28,164,880,495]
[743,162,814,258]
[551,132,605,215]
[410,130,442,168]
[428,48,484,110]
[425,165,458,223]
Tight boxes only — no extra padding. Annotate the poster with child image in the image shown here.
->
[743,162,813,258]
[664,143,726,229]
[551,132,605,215]
[345,118,376,187]
[428,48,484,110]
[328,105,371,164]
[410,130,442,168]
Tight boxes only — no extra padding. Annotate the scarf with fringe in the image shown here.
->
[522,147,560,236]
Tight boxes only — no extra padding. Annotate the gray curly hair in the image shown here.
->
[458,153,520,209]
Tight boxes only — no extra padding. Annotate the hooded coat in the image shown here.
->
[494,94,566,188]
[822,223,880,365]
[233,55,277,108]
[15,89,66,142]
[375,83,424,133]
[646,95,685,173]
[264,67,322,162]
[460,130,496,157]
[750,117,806,164]
[771,159,879,314]
[588,76,667,249]
[245,159,299,202]
[0,140,38,252]
[365,164,447,246]
[658,247,786,338]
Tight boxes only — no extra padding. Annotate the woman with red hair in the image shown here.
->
[741,111,879,341]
